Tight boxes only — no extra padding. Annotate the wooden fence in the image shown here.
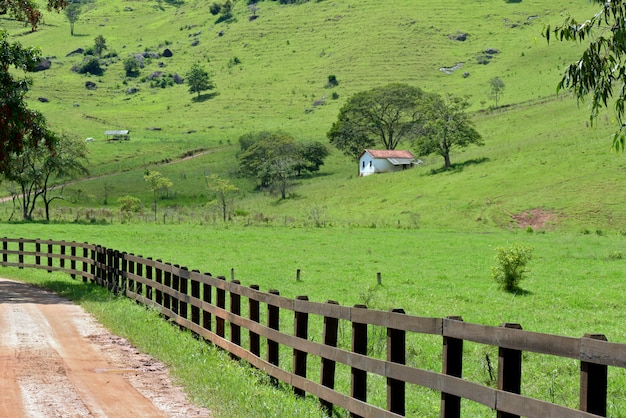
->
[1,237,624,417]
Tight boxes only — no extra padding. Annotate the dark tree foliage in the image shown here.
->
[0,0,67,30]
[413,94,483,169]
[238,131,329,196]
[545,1,626,150]
[328,83,429,160]
[0,31,56,173]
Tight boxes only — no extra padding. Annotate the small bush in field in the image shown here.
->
[491,243,533,292]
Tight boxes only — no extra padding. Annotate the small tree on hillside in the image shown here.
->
[65,3,81,36]
[144,170,173,222]
[94,35,107,56]
[205,174,238,222]
[489,77,505,108]
[186,63,215,98]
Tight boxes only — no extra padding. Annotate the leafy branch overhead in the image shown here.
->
[544,0,626,151]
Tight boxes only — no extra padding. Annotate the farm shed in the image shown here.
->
[104,130,130,141]
[358,149,416,176]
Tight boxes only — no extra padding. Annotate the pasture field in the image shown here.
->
[1,222,625,415]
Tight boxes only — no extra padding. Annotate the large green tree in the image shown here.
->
[413,94,483,169]
[5,135,89,221]
[1,0,67,30]
[545,1,626,150]
[328,83,430,160]
[238,131,329,198]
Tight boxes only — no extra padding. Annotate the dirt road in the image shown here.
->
[0,278,211,417]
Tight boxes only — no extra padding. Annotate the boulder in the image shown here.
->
[173,73,184,84]
[162,48,173,58]
[38,97,49,103]
[127,87,139,94]
[34,59,51,72]
[85,81,97,90]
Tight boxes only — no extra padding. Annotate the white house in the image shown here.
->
[358,149,416,176]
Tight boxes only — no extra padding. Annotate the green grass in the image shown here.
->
[2,223,625,415]
[2,0,623,232]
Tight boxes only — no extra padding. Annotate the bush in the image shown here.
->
[124,57,141,77]
[78,57,104,75]
[491,243,533,292]
[209,2,222,14]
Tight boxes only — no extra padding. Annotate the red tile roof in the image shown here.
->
[361,149,414,159]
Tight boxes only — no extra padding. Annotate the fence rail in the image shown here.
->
[1,237,623,417]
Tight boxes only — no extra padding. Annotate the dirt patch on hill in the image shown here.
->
[511,208,560,230]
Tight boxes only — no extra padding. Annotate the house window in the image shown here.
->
[362,161,365,168]
[369,161,372,167]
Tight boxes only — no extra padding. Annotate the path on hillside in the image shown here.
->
[0,278,211,417]
[0,148,216,205]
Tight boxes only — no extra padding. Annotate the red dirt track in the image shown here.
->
[0,278,210,417]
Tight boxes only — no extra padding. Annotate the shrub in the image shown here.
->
[491,243,533,292]
[78,57,104,75]
[124,57,141,77]
[209,2,222,15]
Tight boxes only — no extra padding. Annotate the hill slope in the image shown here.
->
[3,0,624,231]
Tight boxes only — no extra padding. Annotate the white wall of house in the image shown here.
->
[359,152,397,176]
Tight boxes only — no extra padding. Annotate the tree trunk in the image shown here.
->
[444,153,451,169]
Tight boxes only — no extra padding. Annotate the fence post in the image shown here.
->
[351,304,368,418]
[145,258,153,302]
[113,250,121,293]
[59,243,65,269]
[216,276,226,338]
[171,265,180,316]
[127,253,135,295]
[35,240,41,267]
[48,242,54,273]
[163,263,172,316]
[70,244,76,279]
[230,280,241,360]
[191,270,201,328]
[82,244,89,283]
[202,274,212,332]
[18,240,24,269]
[180,267,190,321]
[120,252,128,291]
[2,239,7,264]
[249,284,261,357]
[580,333,608,416]
[90,246,96,283]
[497,323,523,418]
[293,295,309,397]
[136,257,144,300]
[387,308,406,416]
[441,316,464,418]
[268,289,280,385]
[155,260,163,306]
[320,300,340,415]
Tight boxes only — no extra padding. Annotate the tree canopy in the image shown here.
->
[328,83,429,160]
[4,135,89,221]
[0,31,56,174]
[238,131,329,198]
[413,94,483,169]
[545,1,626,150]
[1,0,67,30]
[186,63,215,97]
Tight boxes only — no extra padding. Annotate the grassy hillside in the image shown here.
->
[3,0,623,232]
